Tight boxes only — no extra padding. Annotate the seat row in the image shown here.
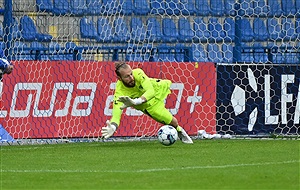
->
[36,0,300,17]
[80,16,300,44]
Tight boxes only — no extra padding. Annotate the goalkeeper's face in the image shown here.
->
[118,66,135,87]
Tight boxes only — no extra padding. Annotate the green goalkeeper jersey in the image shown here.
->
[111,68,171,126]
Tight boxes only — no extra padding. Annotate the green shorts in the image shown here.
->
[143,100,173,125]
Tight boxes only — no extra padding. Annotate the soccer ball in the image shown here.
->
[157,125,178,146]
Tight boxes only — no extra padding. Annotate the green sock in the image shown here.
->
[176,126,182,132]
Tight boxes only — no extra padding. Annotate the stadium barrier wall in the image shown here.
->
[0,61,216,140]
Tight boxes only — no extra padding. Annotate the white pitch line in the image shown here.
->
[1,160,299,173]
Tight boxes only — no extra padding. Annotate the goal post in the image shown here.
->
[0,0,299,144]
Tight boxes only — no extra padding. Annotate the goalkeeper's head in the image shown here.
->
[114,62,135,87]
[0,58,13,75]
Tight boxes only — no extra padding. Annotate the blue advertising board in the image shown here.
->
[216,63,300,135]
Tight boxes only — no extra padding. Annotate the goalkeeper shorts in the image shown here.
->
[143,100,173,125]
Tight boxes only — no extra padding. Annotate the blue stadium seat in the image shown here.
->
[267,18,284,41]
[193,17,210,42]
[156,44,176,62]
[296,18,300,39]
[133,0,150,15]
[253,18,269,41]
[150,0,165,15]
[120,0,134,15]
[179,0,196,15]
[70,0,86,15]
[13,41,32,60]
[210,0,225,16]
[11,17,22,39]
[97,17,113,43]
[253,42,268,63]
[86,0,102,15]
[223,17,235,42]
[102,0,120,15]
[282,18,297,41]
[174,44,188,62]
[178,17,194,42]
[296,1,300,16]
[253,0,269,16]
[65,41,78,60]
[279,44,299,64]
[224,0,236,16]
[239,18,254,42]
[36,0,53,13]
[0,22,3,39]
[208,17,226,42]
[239,0,254,16]
[30,42,49,60]
[222,44,233,63]
[241,43,254,63]
[130,17,147,42]
[207,43,223,63]
[49,42,65,60]
[267,0,282,16]
[79,18,98,40]
[126,44,153,61]
[165,0,180,15]
[113,18,130,42]
[192,44,208,62]
[162,18,178,42]
[20,16,52,42]
[53,0,70,15]
[146,17,163,42]
[281,0,296,15]
[194,0,210,16]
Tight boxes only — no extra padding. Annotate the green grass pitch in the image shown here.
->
[1,139,299,189]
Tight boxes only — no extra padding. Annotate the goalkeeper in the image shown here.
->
[101,62,193,144]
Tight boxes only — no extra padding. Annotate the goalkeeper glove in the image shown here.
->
[101,120,117,139]
[118,96,144,110]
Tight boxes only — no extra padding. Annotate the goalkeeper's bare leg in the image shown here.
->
[169,116,193,144]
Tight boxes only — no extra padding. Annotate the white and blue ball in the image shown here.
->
[157,125,178,146]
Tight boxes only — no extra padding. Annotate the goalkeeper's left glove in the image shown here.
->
[118,96,144,110]
[101,120,117,139]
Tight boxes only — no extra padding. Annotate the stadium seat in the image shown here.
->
[282,18,297,41]
[113,18,130,42]
[97,17,113,43]
[178,17,194,42]
[296,18,300,39]
[239,0,254,16]
[146,17,163,42]
[52,0,70,15]
[36,0,53,13]
[253,42,268,63]
[193,17,210,42]
[0,22,3,39]
[30,41,49,60]
[253,0,269,16]
[49,42,65,60]
[192,44,208,62]
[13,41,32,60]
[79,18,98,40]
[239,18,254,42]
[120,0,134,15]
[65,41,79,60]
[207,43,223,63]
[102,0,120,15]
[222,43,233,63]
[165,0,180,15]
[179,0,196,15]
[281,0,296,16]
[86,0,102,15]
[267,0,282,16]
[240,43,254,63]
[223,17,235,42]
[11,17,22,39]
[208,17,226,42]
[149,0,166,15]
[156,44,176,62]
[162,18,178,42]
[70,0,86,15]
[267,18,284,41]
[194,0,210,16]
[253,18,269,41]
[126,44,153,61]
[130,17,147,42]
[279,44,299,64]
[20,16,52,42]
[224,0,236,16]
[174,44,188,62]
[210,0,225,16]
[296,1,300,16]
[133,0,150,15]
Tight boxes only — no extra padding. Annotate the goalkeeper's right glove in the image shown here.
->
[101,120,117,139]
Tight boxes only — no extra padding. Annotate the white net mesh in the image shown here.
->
[0,0,299,144]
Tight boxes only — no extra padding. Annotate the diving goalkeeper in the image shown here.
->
[101,62,193,144]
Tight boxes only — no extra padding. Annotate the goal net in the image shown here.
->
[0,0,299,144]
